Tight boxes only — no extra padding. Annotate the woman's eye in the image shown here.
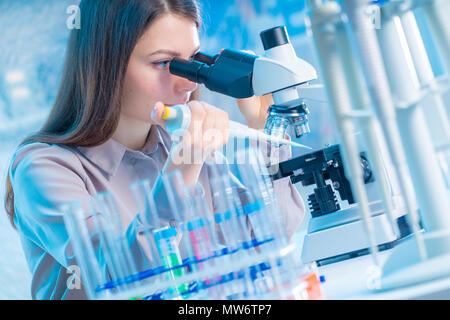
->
[153,60,170,69]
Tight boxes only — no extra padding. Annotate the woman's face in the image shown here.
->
[120,13,199,125]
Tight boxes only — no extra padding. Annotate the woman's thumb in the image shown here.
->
[151,101,166,127]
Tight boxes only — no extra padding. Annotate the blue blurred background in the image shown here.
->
[0,0,445,299]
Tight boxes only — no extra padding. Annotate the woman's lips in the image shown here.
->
[166,101,188,107]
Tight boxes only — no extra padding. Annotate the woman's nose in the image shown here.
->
[174,75,198,94]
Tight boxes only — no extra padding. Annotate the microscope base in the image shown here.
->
[301,203,399,266]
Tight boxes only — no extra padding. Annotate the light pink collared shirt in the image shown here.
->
[9,124,305,300]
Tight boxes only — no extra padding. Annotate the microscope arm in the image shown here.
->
[252,56,317,97]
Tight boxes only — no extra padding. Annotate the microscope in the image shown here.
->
[268,144,405,265]
[168,26,403,266]
[169,26,316,142]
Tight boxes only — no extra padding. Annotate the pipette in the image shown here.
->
[158,104,312,150]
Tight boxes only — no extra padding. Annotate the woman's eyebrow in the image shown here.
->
[147,46,200,58]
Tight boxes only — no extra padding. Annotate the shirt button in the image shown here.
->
[130,158,137,166]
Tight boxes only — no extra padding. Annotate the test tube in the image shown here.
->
[207,161,268,299]
[152,225,190,297]
[130,179,173,297]
[233,147,287,250]
[63,198,108,300]
[160,170,196,262]
[185,184,216,265]
[234,146,298,296]
[206,168,254,298]
[186,183,228,299]
[210,177,248,252]
[91,192,139,294]
[63,192,141,298]
[159,170,204,298]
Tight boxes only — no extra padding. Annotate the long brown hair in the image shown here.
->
[4,0,202,227]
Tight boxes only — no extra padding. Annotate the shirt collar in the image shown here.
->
[142,124,172,155]
[76,125,172,178]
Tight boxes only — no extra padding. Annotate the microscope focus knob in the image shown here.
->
[308,184,341,218]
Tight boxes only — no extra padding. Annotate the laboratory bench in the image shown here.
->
[293,210,450,300]
[317,247,450,300]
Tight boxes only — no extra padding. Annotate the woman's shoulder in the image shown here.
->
[10,141,84,177]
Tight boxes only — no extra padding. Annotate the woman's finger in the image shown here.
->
[187,101,206,149]
[241,49,256,55]
[150,101,167,127]
[201,103,217,150]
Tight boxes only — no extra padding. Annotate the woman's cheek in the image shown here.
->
[153,72,173,98]
[123,64,172,121]
[139,70,169,99]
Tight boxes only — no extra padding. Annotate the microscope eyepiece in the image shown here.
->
[193,52,218,65]
[169,49,256,99]
[169,57,210,84]
[260,25,289,50]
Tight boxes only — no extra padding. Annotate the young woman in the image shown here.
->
[4,0,305,300]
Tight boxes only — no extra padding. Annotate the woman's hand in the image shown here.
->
[152,100,229,185]
[153,100,229,151]
[237,93,274,130]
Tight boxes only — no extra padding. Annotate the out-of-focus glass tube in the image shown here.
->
[64,191,141,298]
[130,179,172,298]
[235,146,297,297]
[185,184,216,265]
[160,170,211,298]
[207,163,255,299]
[234,147,288,249]
[210,176,249,251]
[152,225,189,298]
[240,162,280,296]
[91,192,139,294]
[130,179,162,264]
[186,183,226,299]
[63,198,108,300]
[160,170,196,265]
